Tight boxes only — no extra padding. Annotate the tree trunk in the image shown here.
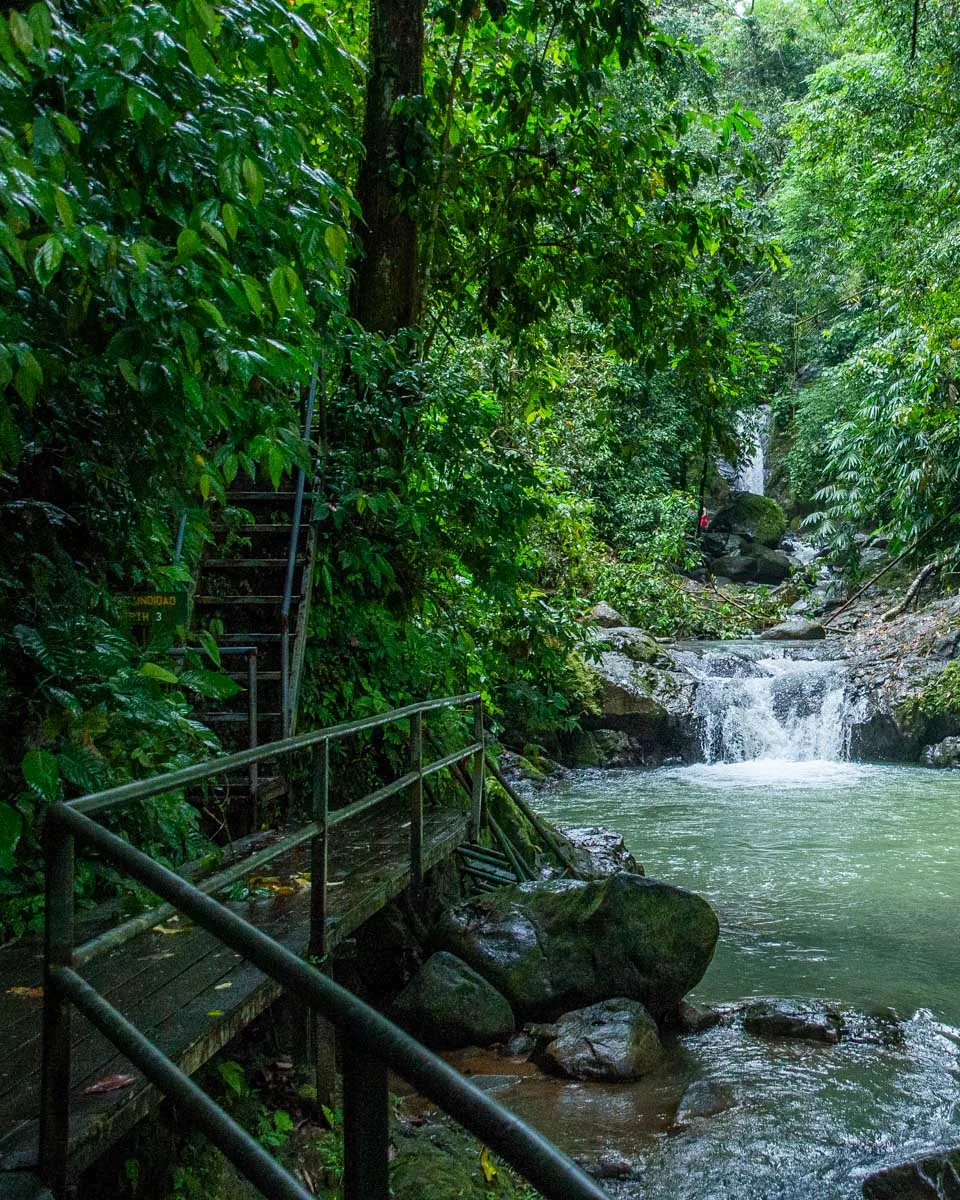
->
[351,0,425,335]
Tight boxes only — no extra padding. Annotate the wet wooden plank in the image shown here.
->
[0,800,469,1175]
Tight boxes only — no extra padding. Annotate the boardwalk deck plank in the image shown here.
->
[0,797,469,1176]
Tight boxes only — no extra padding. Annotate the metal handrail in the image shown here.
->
[37,695,604,1200]
[69,692,481,815]
[41,803,606,1200]
[280,372,319,738]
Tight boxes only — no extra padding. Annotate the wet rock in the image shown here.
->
[743,541,792,583]
[743,1001,842,1044]
[674,1080,735,1124]
[587,649,699,765]
[760,619,826,641]
[920,736,960,768]
[575,1152,635,1180]
[596,625,666,665]
[540,998,663,1081]
[503,1032,536,1057]
[391,952,515,1049]
[589,601,627,628]
[565,729,632,768]
[708,493,788,548]
[709,552,757,582]
[555,824,642,877]
[434,874,719,1022]
[862,1149,960,1199]
[676,1001,722,1034]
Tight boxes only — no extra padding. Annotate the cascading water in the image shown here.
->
[672,641,861,764]
[732,406,770,495]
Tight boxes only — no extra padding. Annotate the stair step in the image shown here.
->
[205,559,300,569]
[210,523,308,533]
[205,711,282,722]
[194,595,294,605]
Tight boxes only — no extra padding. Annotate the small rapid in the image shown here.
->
[672,640,862,765]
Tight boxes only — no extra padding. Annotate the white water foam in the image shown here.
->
[675,642,862,766]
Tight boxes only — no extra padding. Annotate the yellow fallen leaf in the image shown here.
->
[6,985,43,999]
[214,981,233,990]
[268,885,295,896]
[152,924,189,935]
[480,1148,497,1184]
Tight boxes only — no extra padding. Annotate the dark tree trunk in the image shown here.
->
[351,0,425,335]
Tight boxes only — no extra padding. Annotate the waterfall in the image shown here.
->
[673,642,861,764]
[733,407,770,496]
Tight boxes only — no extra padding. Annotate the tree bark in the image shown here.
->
[351,0,425,335]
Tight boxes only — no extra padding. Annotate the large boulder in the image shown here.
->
[434,874,719,1022]
[595,625,664,665]
[589,601,627,628]
[540,998,663,1081]
[760,619,825,641]
[708,493,787,548]
[391,952,515,1048]
[556,824,642,877]
[392,1123,520,1200]
[709,553,757,582]
[587,649,699,765]
[862,1150,960,1199]
[744,542,792,583]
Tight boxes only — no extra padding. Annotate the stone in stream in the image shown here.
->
[862,1149,960,1199]
[589,600,628,628]
[920,736,960,768]
[674,1080,736,1125]
[434,874,719,1022]
[555,823,642,877]
[709,552,758,582]
[539,998,663,1081]
[391,952,515,1049]
[743,1000,842,1044]
[760,618,826,641]
[743,541,792,583]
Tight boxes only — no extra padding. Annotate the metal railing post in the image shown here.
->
[309,739,329,961]
[409,711,424,884]
[39,815,75,1195]
[247,648,258,805]
[342,1037,390,1200]
[470,697,485,841]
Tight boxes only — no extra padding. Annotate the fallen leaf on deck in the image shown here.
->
[269,885,295,896]
[152,925,189,935]
[7,985,43,998]
[207,1009,224,1017]
[214,981,232,990]
[83,1074,135,1095]
[480,1148,497,1183]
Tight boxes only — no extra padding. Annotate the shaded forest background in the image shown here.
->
[2,0,959,936]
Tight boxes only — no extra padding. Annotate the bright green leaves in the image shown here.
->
[267,265,301,317]
[324,224,349,270]
[22,749,59,801]
[242,157,265,208]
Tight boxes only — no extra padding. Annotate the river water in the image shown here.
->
[503,640,960,1197]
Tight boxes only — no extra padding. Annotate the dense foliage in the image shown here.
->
[0,0,789,938]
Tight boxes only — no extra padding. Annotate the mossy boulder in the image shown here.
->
[708,493,787,548]
[434,874,719,1022]
[391,1123,518,1200]
[391,952,515,1049]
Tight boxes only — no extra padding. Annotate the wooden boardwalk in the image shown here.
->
[0,797,469,1179]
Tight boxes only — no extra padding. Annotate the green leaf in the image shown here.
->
[195,298,226,328]
[198,629,221,668]
[9,11,33,54]
[180,670,242,700]
[266,444,284,490]
[189,0,218,33]
[0,223,26,270]
[14,352,42,405]
[185,31,218,78]
[126,86,148,124]
[268,266,291,316]
[55,190,75,230]
[323,224,348,270]
[201,220,227,252]
[26,2,52,52]
[130,239,151,271]
[240,275,263,318]
[0,803,22,870]
[176,228,203,259]
[22,749,59,802]
[34,235,63,286]
[222,203,239,241]
[241,158,264,208]
[139,662,180,684]
[118,359,140,390]
[53,113,81,145]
